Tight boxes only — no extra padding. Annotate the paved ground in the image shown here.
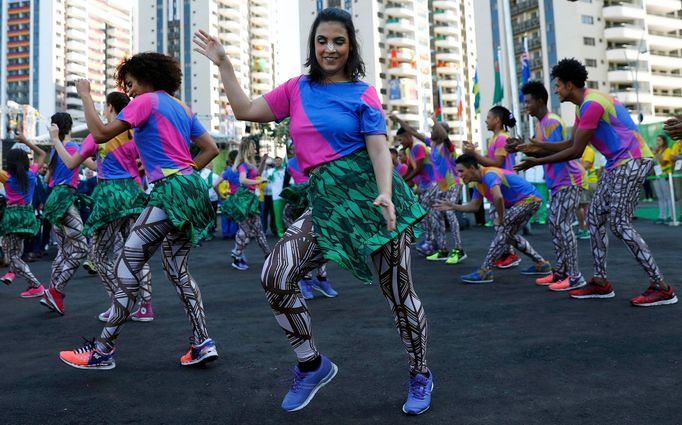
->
[1,218,680,425]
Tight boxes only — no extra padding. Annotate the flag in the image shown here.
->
[473,66,480,114]
[456,79,463,119]
[435,80,444,121]
[493,47,504,105]
[518,38,530,103]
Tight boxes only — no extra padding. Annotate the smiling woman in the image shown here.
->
[194,7,433,416]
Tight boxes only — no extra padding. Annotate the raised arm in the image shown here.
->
[389,114,426,142]
[193,30,276,123]
[430,115,448,144]
[17,131,46,166]
[76,79,130,143]
[366,134,396,231]
[48,124,88,170]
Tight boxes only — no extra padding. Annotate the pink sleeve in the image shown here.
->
[237,164,247,175]
[263,77,299,121]
[117,93,154,128]
[79,134,98,158]
[412,144,426,161]
[577,101,603,130]
[29,163,40,174]
[493,135,508,157]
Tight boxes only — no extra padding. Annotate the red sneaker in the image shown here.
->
[495,253,521,269]
[569,279,615,299]
[40,287,65,315]
[536,272,563,286]
[631,283,678,307]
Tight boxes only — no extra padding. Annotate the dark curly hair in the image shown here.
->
[550,58,588,88]
[114,52,182,95]
[304,8,365,83]
[489,105,517,130]
[521,80,548,104]
[50,112,72,141]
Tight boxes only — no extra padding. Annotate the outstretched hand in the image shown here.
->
[462,141,478,155]
[433,199,454,212]
[514,157,539,172]
[505,137,524,153]
[374,193,396,232]
[663,117,682,140]
[193,29,228,66]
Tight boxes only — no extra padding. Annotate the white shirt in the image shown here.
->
[263,167,286,200]
[200,168,220,202]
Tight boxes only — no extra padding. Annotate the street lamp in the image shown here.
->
[632,37,648,124]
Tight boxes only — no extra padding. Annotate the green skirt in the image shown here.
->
[147,171,215,246]
[83,179,148,237]
[280,183,310,211]
[221,186,260,222]
[0,204,39,236]
[43,185,93,225]
[308,149,426,284]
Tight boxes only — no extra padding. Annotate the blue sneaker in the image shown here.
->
[299,279,314,300]
[180,338,219,366]
[402,370,433,415]
[415,240,434,256]
[312,277,338,298]
[281,355,338,412]
[520,261,552,276]
[231,258,248,271]
[461,269,494,284]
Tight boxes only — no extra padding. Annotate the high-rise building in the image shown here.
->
[137,0,276,137]
[0,0,133,131]
[298,0,480,145]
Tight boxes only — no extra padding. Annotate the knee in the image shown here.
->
[608,219,629,239]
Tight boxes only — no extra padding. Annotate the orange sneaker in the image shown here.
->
[536,272,562,286]
[549,275,587,292]
[59,339,115,370]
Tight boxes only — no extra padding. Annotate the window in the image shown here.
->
[583,37,595,46]
[581,15,594,25]
[585,59,597,67]
[587,81,598,89]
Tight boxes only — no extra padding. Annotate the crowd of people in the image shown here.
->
[2,6,682,417]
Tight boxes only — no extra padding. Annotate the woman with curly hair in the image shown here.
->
[59,52,220,370]
[40,113,90,316]
[195,8,432,415]
[0,133,46,298]
[50,91,154,323]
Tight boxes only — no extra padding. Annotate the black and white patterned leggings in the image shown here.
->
[234,214,271,258]
[98,206,209,349]
[261,209,427,374]
[429,185,463,251]
[588,158,663,283]
[482,201,545,270]
[51,205,88,293]
[2,233,41,288]
[282,204,327,280]
[92,217,152,302]
[548,186,582,278]
[418,184,438,243]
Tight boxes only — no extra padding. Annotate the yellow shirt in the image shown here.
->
[581,145,599,184]
[656,147,673,175]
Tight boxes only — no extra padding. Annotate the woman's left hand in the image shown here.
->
[374,193,396,232]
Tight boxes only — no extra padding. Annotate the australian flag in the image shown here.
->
[518,38,531,103]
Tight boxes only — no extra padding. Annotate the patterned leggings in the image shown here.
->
[51,205,88,293]
[92,217,152,302]
[429,185,463,251]
[482,201,545,270]
[2,233,41,288]
[548,186,582,278]
[419,184,438,242]
[261,210,427,374]
[98,206,209,348]
[283,204,327,279]
[589,158,663,283]
[234,214,271,258]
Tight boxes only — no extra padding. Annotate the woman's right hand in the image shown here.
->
[48,124,60,142]
[193,30,228,66]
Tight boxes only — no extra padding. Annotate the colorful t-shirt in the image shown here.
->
[49,141,80,188]
[536,113,584,195]
[406,140,435,188]
[395,162,408,177]
[237,162,258,191]
[0,163,39,205]
[580,145,599,184]
[486,132,515,171]
[263,75,387,175]
[287,157,308,184]
[430,142,459,191]
[222,167,241,195]
[117,91,207,183]
[80,132,142,184]
[472,167,541,209]
[575,89,653,171]
[656,147,673,175]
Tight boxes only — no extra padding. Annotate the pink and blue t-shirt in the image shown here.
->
[0,163,39,205]
[287,157,308,184]
[486,132,515,171]
[407,141,435,188]
[117,91,207,183]
[80,132,142,185]
[472,167,541,209]
[575,89,653,171]
[395,162,408,177]
[49,141,80,188]
[263,75,387,175]
[237,162,258,191]
[536,113,584,195]
[222,167,241,195]
[430,142,459,191]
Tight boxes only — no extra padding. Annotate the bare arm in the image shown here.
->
[50,131,87,171]
[430,116,448,144]
[193,30,276,123]
[490,185,505,225]
[75,80,131,143]
[192,132,220,170]
[257,153,269,175]
[515,128,593,171]
[389,114,426,142]
[16,133,46,166]
[83,158,97,172]
[402,158,424,182]
[366,134,396,232]
[435,196,482,213]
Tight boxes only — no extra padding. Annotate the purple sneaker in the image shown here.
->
[299,279,314,300]
[312,277,338,298]
[131,302,154,322]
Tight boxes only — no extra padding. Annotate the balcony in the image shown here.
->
[434,25,458,37]
[252,71,271,81]
[512,16,540,33]
[251,37,270,48]
[438,80,459,88]
[646,0,682,15]
[387,64,418,78]
[252,82,272,93]
[511,0,539,15]
[515,37,542,53]
[435,52,461,62]
[648,31,682,50]
[252,47,270,58]
[432,0,457,10]
[646,13,682,32]
[435,64,457,75]
[388,98,420,108]
[386,18,416,33]
[386,35,417,47]
[649,53,682,70]
[608,68,650,83]
[385,6,413,19]
[650,72,682,89]
[440,92,458,101]
[603,4,644,22]
[653,93,682,108]
[434,36,457,48]
[250,5,268,16]
[604,25,646,42]
[610,90,653,105]
[606,47,642,62]
[251,15,268,27]
[251,26,269,38]
[432,10,457,23]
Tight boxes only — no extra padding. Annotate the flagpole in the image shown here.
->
[501,0,521,138]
